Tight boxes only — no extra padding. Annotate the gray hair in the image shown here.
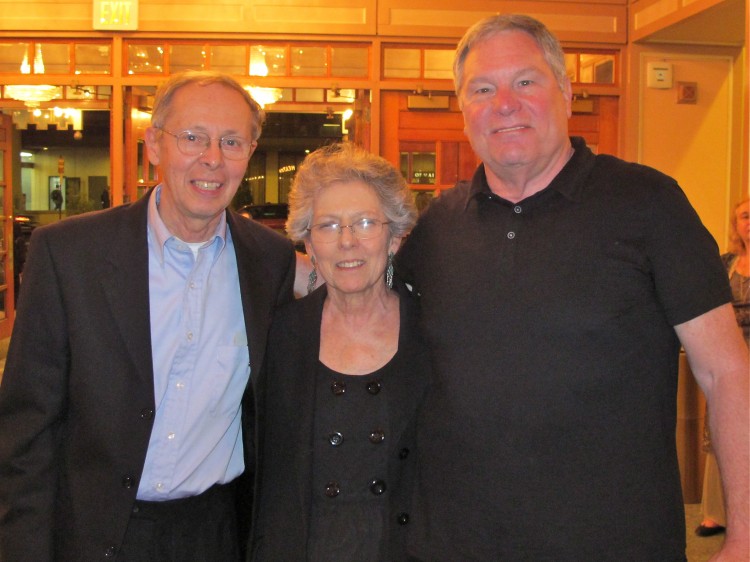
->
[151,70,265,141]
[286,142,417,243]
[454,14,568,96]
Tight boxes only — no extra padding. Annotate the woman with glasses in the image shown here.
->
[249,142,430,561]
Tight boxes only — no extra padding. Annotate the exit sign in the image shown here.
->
[93,0,139,30]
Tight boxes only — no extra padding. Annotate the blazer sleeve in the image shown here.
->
[0,227,70,562]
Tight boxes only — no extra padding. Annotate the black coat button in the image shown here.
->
[121,476,136,489]
[139,408,154,420]
[397,512,409,525]
[329,432,344,446]
[399,448,410,459]
[104,546,116,557]
[369,479,386,495]
[331,380,346,395]
[325,481,340,498]
[369,429,385,444]
[366,380,382,395]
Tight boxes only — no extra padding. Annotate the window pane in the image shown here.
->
[564,53,578,83]
[424,49,453,79]
[251,45,287,77]
[0,42,28,73]
[579,54,615,84]
[75,43,110,74]
[211,45,246,75]
[291,46,327,77]
[331,47,368,77]
[39,43,70,74]
[127,44,164,75]
[384,48,420,79]
[170,44,207,73]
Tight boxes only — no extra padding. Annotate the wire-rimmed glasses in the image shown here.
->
[307,218,391,243]
[158,128,253,160]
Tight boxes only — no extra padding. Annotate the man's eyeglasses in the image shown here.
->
[307,218,391,243]
[158,129,253,160]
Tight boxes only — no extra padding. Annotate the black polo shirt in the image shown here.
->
[396,137,730,561]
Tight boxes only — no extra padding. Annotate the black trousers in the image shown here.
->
[118,482,241,562]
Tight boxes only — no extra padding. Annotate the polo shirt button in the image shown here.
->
[328,432,344,446]
[507,231,515,239]
[330,380,346,395]
[369,429,385,444]
[325,481,340,498]
[397,512,410,525]
[366,380,382,395]
[513,205,522,214]
[369,479,386,495]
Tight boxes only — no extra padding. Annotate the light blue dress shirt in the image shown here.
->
[137,186,250,500]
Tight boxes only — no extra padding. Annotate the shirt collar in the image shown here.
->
[466,136,595,209]
[147,185,228,264]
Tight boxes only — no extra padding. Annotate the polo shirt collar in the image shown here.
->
[466,136,595,209]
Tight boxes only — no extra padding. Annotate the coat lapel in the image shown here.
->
[101,194,154,388]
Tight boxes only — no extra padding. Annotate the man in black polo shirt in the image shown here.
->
[396,14,749,561]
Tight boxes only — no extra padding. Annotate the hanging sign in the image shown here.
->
[93,0,139,30]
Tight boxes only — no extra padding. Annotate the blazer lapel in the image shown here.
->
[101,194,154,388]
[229,213,277,379]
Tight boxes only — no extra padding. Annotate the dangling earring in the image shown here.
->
[386,252,394,290]
[307,256,318,295]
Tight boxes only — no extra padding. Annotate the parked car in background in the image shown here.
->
[237,203,307,253]
[237,203,289,234]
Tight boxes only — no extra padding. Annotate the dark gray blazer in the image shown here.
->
[249,283,430,561]
[0,191,296,561]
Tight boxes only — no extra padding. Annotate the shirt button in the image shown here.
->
[331,380,346,395]
[366,380,382,395]
[397,512,410,525]
[369,429,385,444]
[513,205,522,214]
[507,231,515,240]
[167,432,175,440]
[328,432,344,446]
[369,479,387,495]
[325,481,340,498]
[189,281,196,289]
[155,482,165,492]
[186,331,193,341]
[176,381,185,390]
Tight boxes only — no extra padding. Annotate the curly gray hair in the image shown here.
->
[286,142,417,243]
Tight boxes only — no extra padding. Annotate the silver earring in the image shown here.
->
[307,256,318,295]
[386,252,394,290]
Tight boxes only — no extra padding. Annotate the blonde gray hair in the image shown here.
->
[454,14,568,97]
[151,70,264,141]
[286,142,417,242]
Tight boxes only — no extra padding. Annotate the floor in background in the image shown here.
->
[685,502,725,561]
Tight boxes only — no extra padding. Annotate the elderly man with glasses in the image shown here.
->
[0,70,296,562]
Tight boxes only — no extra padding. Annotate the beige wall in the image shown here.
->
[624,42,746,252]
